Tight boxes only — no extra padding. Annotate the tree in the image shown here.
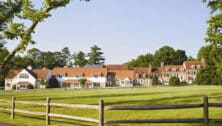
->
[196,66,222,85]
[152,46,176,67]
[79,78,87,88]
[61,47,72,66]
[47,76,60,88]
[0,43,10,87]
[196,44,222,85]
[42,51,56,69]
[73,51,87,67]
[1,0,71,70]
[54,51,66,67]
[12,55,34,69]
[152,76,161,85]
[27,48,42,68]
[87,45,105,65]
[126,53,153,69]
[169,77,180,86]
[175,50,187,64]
[203,0,222,78]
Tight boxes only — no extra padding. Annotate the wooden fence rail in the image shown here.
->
[0,96,222,126]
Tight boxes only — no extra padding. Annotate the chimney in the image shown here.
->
[201,58,205,64]
[149,64,152,73]
[161,62,164,67]
[27,65,33,71]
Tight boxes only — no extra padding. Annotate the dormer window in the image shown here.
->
[56,74,63,78]
[143,74,147,78]
[74,73,83,78]
[136,74,140,78]
[19,74,29,79]
[92,73,101,78]
[165,68,169,72]
[197,65,201,69]
[115,75,118,79]
[191,65,195,69]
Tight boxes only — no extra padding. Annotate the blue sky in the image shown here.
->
[6,0,210,64]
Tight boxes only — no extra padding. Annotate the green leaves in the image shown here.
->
[203,0,222,82]
[45,0,70,9]
[3,22,25,39]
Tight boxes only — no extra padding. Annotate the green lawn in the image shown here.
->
[0,86,222,126]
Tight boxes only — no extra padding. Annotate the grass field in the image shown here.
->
[0,86,222,126]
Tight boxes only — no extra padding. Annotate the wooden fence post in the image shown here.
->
[99,99,104,126]
[203,96,209,126]
[11,96,15,119]
[46,97,50,126]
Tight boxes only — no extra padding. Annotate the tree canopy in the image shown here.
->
[73,51,87,67]
[126,45,188,68]
[196,0,222,85]
[87,45,105,65]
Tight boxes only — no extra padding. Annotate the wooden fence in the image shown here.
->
[0,96,222,126]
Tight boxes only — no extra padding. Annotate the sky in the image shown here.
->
[6,0,210,64]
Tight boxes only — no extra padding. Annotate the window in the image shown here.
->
[20,85,26,89]
[6,83,11,87]
[19,74,29,79]
[57,74,62,78]
[92,74,101,78]
[74,74,83,78]
[143,74,147,78]
[136,74,141,78]
[93,83,100,87]
[74,83,80,87]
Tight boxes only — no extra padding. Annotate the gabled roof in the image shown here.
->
[157,65,184,73]
[32,68,50,79]
[108,70,135,80]
[183,61,205,70]
[6,69,37,79]
[133,67,151,75]
[63,79,92,84]
[104,64,128,70]
[51,67,108,77]
[6,69,21,78]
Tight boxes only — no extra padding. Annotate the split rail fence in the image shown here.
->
[0,96,222,126]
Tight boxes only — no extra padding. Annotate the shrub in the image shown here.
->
[169,77,180,86]
[47,76,60,88]
[180,80,188,85]
[79,78,87,88]
[27,84,34,89]
[40,79,46,85]
[152,76,161,85]
[12,85,16,90]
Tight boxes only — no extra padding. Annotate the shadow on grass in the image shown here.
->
[1,111,95,126]
[52,91,170,101]
[105,93,222,106]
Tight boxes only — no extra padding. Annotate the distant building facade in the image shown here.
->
[5,60,205,90]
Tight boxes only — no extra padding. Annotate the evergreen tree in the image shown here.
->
[61,47,72,66]
[47,76,60,88]
[87,45,105,65]
[73,51,87,67]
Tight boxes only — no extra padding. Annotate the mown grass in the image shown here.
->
[0,86,222,126]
